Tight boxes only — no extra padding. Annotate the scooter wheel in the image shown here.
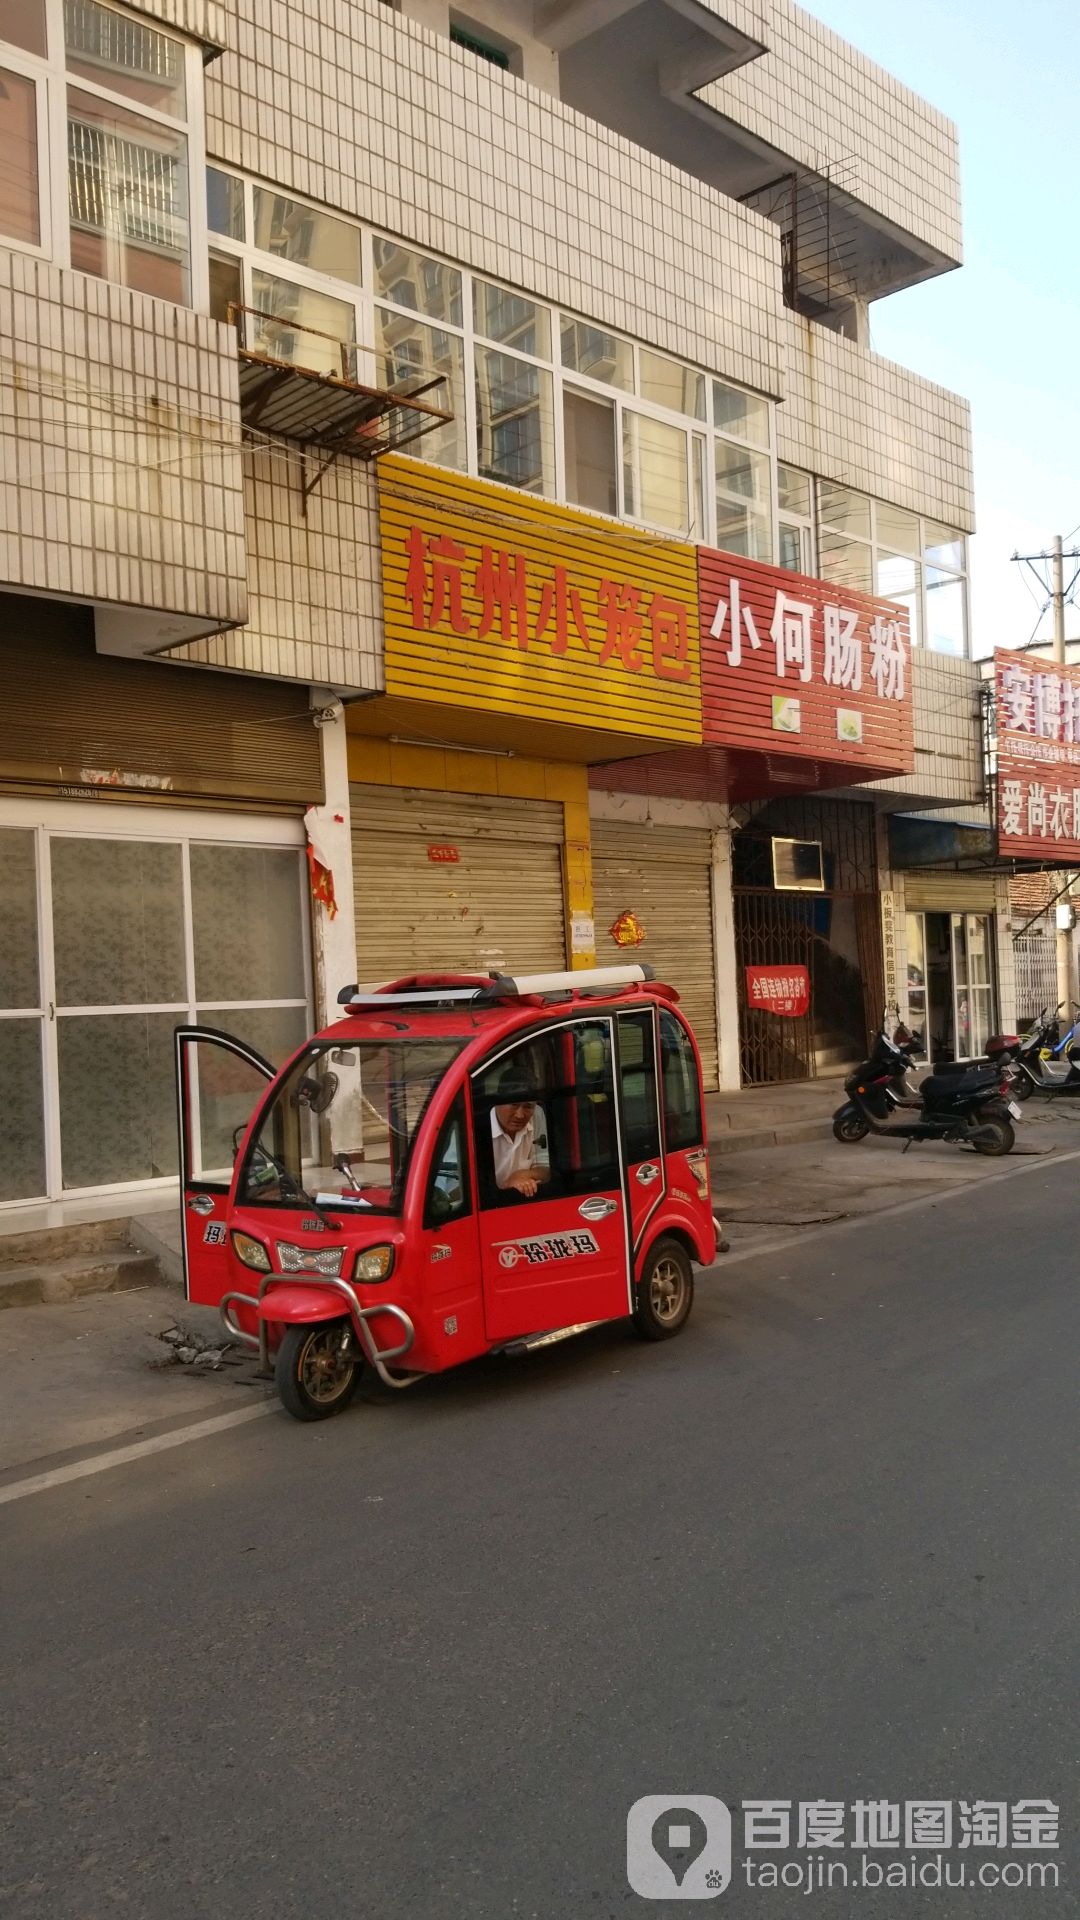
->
[1012,1075,1033,1102]
[971,1113,1015,1157]
[833,1109,870,1143]
[275,1320,360,1421]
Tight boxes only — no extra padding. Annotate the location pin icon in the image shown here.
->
[651,1806,709,1887]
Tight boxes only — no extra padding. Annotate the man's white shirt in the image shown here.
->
[491,1108,548,1187]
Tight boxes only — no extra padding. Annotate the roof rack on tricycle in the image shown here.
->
[175,964,718,1421]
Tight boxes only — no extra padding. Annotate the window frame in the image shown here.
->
[816,479,970,659]
[0,0,207,305]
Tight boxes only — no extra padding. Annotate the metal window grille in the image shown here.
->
[64,0,182,86]
[68,116,184,252]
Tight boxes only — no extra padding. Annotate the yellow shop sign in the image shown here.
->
[377,457,702,746]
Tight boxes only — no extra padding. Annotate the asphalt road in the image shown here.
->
[3,1164,1078,1918]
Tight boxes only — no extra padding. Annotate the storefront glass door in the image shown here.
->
[0,810,311,1204]
[905,909,997,1063]
[952,913,995,1060]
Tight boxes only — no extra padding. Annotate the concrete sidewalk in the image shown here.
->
[705,1077,843,1154]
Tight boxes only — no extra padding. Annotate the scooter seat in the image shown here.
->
[921,1067,998,1104]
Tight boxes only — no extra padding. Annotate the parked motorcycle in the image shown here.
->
[833,1017,1021,1154]
[1011,1005,1080,1100]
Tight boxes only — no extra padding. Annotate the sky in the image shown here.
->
[804,0,1080,657]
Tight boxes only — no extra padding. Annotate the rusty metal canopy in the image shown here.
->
[236,351,451,458]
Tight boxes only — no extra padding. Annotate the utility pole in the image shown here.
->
[1051,535,1076,1037]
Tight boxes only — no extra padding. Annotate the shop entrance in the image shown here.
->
[0,803,311,1205]
[905,911,997,1062]
[733,797,882,1086]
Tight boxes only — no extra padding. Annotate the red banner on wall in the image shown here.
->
[996,646,1080,863]
[697,550,914,788]
[745,965,811,1018]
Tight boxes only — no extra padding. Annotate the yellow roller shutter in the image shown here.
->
[350,784,566,982]
[592,819,719,1087]
[904,872,996,911]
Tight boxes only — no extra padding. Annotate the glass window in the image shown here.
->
[0,829,40,1010]
[777,464,811,517]
[563,386,617,517]
[68,85,190,302]
[618,1009,661,1165]
[473,1021,619,1208]
[372,235,462,324]
[639,348,706,420]
[924,523,966,570]
[65,0,187,118]
[374,306,466,470]
[0,66,40,247]
[623,408,689,535]
[252,186,361,283]
[926,569,965,655]
[0,1019,46,1201]
[818,480,871,539]
[875,501,920,555]
[475,343,555,495]
[876,551,922,647]
[715,440,772,561]
[424,1095,471,1226]
[560,317,633,391]
[208,247,241,323]
[50,837,185,1007]
[819,529,872,594]
[659,1009,702,1150]
[206,165,244,240]
[905,911,927,1057]
[1,0,47,56]
[251,268,355,375]
[450,21,511,67]
[473,278,549,358]
[713,379,770,446]
[778,522,806,573]
[190,844,307,1003]
[57,1010,178,1186]
[240,1037,464,1212]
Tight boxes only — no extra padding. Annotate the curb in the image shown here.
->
[709,1118,836,1157]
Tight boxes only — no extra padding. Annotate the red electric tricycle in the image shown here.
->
[175,964,718,1421]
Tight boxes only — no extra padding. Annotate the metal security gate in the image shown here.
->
[1013,929,1057,1029]
[591,820,719,1088]
[350,784,566,982]
[733,797,881,1085]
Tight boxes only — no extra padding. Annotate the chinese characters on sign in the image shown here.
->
[745,964,810,1019]
[403,526,693,680]
[712,579,906,700]
[996,647,1080,862]
[880,890,898,1009]
[610,910,647,948]
[698,548,915,781]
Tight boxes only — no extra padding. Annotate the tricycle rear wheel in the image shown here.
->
[633,1237,694,1341]
[275,1320,360,1421]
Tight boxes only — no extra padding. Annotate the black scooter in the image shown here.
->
[833,1018,1020,1155]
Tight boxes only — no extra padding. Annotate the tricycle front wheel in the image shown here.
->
[633,1237,694,1341]
[274,1320,360,1421]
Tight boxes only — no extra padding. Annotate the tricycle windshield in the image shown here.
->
[238,1036,465,1214]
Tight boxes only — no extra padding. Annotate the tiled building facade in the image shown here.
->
[0,0,999,1205]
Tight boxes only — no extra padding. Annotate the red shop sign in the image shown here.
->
[745,964,810,1019]
[427,844,461,863]
[996,647,1080,863]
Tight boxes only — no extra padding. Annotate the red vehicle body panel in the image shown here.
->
[176,977,717,1374]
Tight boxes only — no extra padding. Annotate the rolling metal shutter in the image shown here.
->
[0,598,322,809]
[904,873,996,911]
[591,819,719,1088]
[350,784,566,982]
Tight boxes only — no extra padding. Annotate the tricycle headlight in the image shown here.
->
[232,1230,271,1272]
[353,1244,394,1282]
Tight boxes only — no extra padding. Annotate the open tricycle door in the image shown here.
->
[175,1026,275,1305]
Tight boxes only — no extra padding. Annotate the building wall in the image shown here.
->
[869,654,985,809]
[204,0,786,401]
[780,317,974,531]
[699,0,962,264]
[0,251,246,630]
